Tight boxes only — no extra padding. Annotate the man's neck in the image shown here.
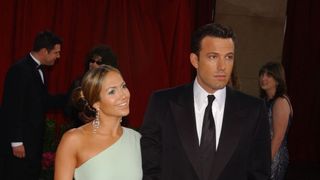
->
[30,52,42,65]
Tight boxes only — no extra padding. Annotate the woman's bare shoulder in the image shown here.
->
[274,96,290,107]
[59,126,88,147]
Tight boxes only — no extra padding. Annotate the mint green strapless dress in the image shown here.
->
[74,127,142,180]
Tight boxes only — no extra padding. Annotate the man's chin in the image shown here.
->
[214,82,228,89]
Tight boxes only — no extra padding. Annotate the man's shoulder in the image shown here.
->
[4,56,34,84]
[228,87,264,105]
[152,83,192,98]
[8,55,31,71]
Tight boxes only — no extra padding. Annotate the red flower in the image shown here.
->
[42,152,56,170]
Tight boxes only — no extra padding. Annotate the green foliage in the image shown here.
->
[40,119,68,180]
[42,119,57,152]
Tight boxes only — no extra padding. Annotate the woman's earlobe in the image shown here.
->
[93,102,100,110]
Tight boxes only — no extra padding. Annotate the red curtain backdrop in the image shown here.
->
[0,0,214,128]
[282,0,320,163]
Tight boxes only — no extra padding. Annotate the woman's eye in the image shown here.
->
[108,89,115,95]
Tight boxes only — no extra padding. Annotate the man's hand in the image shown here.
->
[12,145,26,158]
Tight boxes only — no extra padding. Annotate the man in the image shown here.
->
[140,23,271,180]
[1,30,65,180]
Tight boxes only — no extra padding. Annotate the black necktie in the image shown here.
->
[200,95,216,180]
[36,64,44,70]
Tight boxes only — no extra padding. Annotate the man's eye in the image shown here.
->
[226,55,234,60]
[209,55,217,59]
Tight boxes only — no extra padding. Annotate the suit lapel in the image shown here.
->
[169,85,246,180]
[169,83,202,179]
[210,87,244,180]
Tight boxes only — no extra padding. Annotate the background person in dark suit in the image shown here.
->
[1,31,65,180]
[140,23,271,180]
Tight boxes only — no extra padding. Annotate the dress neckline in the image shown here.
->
[76,127,126,169]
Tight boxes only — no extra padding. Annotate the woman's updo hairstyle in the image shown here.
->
[72,65,120,121]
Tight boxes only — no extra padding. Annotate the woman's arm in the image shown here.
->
[54,129,79,180]
[271,97,290,159]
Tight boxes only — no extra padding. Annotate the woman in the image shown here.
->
[64,45,118,127]
[55,65,142,180]
[259,62,293,180]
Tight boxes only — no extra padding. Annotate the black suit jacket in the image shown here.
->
[1,55,65,160]
[140,83,271,180]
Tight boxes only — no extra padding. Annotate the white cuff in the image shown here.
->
[11,142,23,147]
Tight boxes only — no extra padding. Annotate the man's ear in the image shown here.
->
[40,48,48,55]
[190,53,199,69]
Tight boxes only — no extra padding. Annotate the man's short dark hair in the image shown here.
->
[32,30,63,52]
[191,23,236,55]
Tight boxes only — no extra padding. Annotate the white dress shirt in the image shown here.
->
[193,79,226,149]
[30,52,44,83]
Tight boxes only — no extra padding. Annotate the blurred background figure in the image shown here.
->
[64,45,118,128]
[1,30,65,180]
[259,62,293,180]
[85,44,118,71]
[228,63,241,90]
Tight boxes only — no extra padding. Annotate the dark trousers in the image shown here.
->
[0,155,5,180]
[2,155,41,180]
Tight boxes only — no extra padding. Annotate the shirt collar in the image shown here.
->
[193,78,226,110]
[29,52,41,66]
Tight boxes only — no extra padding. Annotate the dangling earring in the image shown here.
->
[92,107,100,133]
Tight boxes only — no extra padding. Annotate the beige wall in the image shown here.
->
[215,0,287,97]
